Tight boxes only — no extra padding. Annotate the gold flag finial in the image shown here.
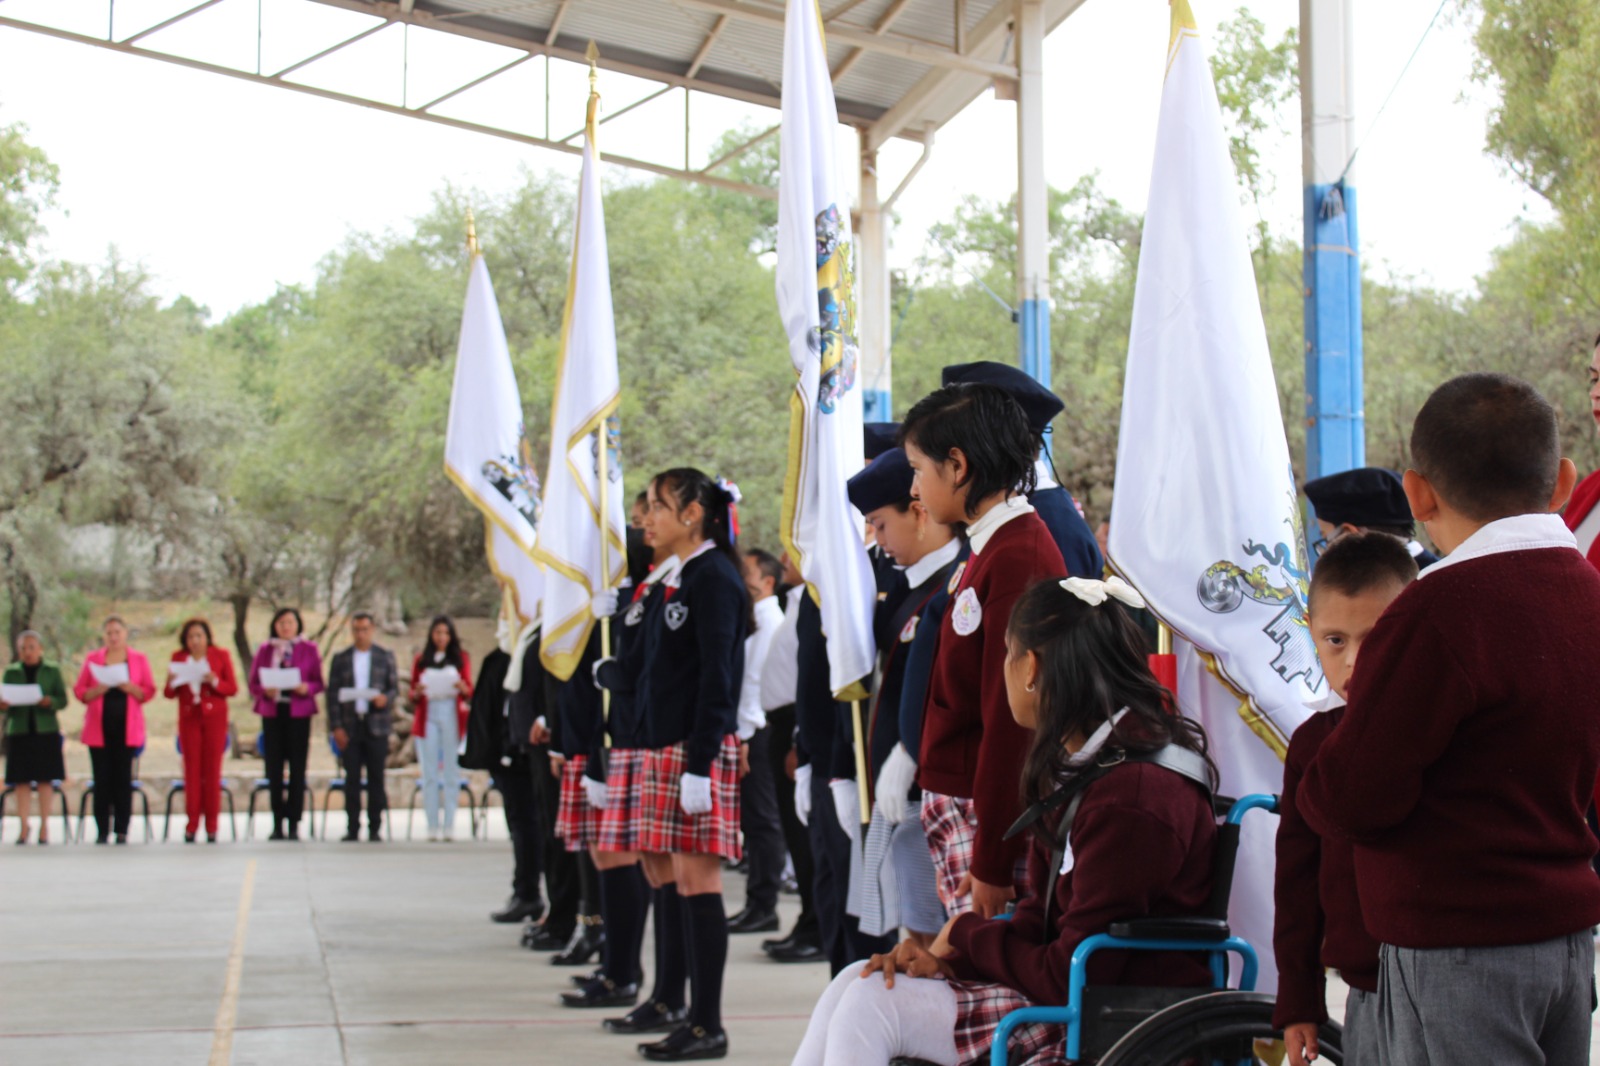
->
[586,40,599,91]
[466,207,478,258]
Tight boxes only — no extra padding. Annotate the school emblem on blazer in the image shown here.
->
[950,588,982,637]
[1195,493,1324,690]
[625,600,646,627]
[665,602,689,631]
[946,561,967,595]
[899,616,919,643]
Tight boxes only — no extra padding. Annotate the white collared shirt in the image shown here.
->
[760,586,804,712]
[966,495,1037,555]
[1305,689,1347,714]
[904,537,962,590]
[1033,457,1058,491]
[352,648,372,713]
[737,594,786,740]
[665,541,715,589]
[1417,513,1577,579]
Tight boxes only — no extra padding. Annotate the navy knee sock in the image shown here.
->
[682,891,729,1034]
[599,864,648,985]
[650,883,687,1010]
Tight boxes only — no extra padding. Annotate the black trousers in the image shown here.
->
[531,743,579,931]
[262,709,310,826]
[89,740,133,839]
[766,706,817,941]
[496,757,543,903]
[808,768,895,976]
[342,730,388,831]
[740,726,786,913]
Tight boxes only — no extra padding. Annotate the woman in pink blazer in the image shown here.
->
[246,607,325,840]
[73,616,156,845]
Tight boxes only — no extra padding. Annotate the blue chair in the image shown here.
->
[75,745,153,843]
[989,794,1278,1065]
[245,732,314,840]
[405,777,478,840]
[163,734,238,841]
[319,734,345,841]
[476,778,506,840]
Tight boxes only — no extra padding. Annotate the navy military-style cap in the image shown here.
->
[1304,467,1414,528]
[848,448,914,515]
[941,361,1065,432]
[864,422,902,461]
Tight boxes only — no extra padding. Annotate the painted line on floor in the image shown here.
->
[208,859,258,1066]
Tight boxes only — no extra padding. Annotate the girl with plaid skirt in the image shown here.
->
[601,468,751,1062]
[793,577,1219,1066]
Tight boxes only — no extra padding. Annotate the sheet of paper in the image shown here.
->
[1,683,44,705]
[259,666,303,690]
[419,666,460,699]
[339,686,381,703]
[170,660,209,689]
[90,661,131,687]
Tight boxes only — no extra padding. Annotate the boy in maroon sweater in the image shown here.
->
[1275,532,1417,1066]
[1299,373,1600,1065]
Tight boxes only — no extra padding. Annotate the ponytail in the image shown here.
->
[655,467,753,630]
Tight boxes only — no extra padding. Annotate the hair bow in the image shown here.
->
[714,476,743,543]
[1060,576,1147,610]
[714,476,743,505]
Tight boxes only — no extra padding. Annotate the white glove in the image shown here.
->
[795,763,813,826]
[830,778,861,843]
[590,588,619,620]
[583,775,608,810]
[874,744,917,827]
[680,772,713,816]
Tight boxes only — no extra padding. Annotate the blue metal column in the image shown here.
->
[1016,0,1051,405]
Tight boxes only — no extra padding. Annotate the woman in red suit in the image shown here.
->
[1565,333,1600,568]
[166,618,238,843]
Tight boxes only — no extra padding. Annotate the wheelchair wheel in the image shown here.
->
[1096,991,1344,1065]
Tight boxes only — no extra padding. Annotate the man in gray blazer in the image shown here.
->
[326,612,401,841]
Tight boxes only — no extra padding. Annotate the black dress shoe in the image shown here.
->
[603,1000,689,1035]
[492,896,546,924]
[287,824,300,841]
[561,977,640,1009]
[572,967,604,988]
[766,940,827,963]
[268,826,285,841]
[368,826,383,842]
[552,922,605,966]
[527,924,574,951]
[184,832,197,844]
[341,830,361,842]
[638,1024,729,1061]
[760,930,794,953]
[727,908,779,935]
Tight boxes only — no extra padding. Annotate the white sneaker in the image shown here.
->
[441,826,454,842]
[428,827,441,842]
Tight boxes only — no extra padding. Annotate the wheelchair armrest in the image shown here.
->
[1106,916,1232,943]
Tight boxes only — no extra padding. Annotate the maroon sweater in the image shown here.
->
[1273,707,1378,1029]
[1299,547,1600,948]
[917,512,1065,886]
[946,762,1216,1002]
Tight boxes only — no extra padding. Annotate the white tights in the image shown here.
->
[792,960,962,1066]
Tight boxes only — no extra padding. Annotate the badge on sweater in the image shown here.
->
[899,616,919,643]
[665,602,689,631]
[947,561,967,595]
[624,600,646,627]
[951,588,982,636]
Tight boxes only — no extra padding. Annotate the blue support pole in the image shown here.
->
[862,386,892,423]
[1019,298,1051,450]
[1302,180,1364,478]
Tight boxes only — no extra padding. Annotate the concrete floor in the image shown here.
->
[0,811,822,1066]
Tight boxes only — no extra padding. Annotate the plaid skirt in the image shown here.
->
[950,979,1066,1066]
[596,746,646,853]
[921,791,1032,914]
[555,754,604,852]
[638,736,742,861]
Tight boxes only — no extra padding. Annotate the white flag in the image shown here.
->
[776,0,875,698]
[445,253,544,627]
[534,87,625,681]
[1107,1,1319,991]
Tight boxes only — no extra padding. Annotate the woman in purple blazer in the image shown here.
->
[247,607,325,840]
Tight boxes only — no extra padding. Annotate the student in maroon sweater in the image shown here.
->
[900,383,1067,919]
[791,577,1217,1066]
[1299,373,1600,1066]
[1274,533,1417,1066]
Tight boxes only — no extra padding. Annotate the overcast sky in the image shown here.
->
[0,0,1547,319]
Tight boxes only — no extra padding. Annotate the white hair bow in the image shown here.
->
[1060,576,1147,610]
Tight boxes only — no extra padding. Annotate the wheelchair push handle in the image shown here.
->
[1215,792,1279,826]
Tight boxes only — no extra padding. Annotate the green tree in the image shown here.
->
[0,113,57,293]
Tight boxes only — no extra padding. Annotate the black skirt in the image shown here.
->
[5,731,66,785]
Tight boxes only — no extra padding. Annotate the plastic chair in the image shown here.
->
[245,732,315,840]
[319,734,346,841]
[405,778,477,840]
[476,779,506,840]
[163,734,238,841]
[75,746,153,843]
[988,794,1278,1065]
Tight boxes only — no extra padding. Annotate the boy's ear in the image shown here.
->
[1549,458,1579,513]
[1402,469,1439,523]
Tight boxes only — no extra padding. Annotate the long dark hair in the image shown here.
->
[426,614,464,670]
[1008,580,1215,841]
[178,617,214,650]
[653,467,753,631]
[899,383,1038,518]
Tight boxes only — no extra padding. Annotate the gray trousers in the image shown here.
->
[1342,986,1380,1066]
[1377,932,1595,1065]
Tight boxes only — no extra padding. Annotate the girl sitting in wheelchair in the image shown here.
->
[793,576,1219,1066]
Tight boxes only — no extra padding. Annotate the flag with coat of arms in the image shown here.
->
[775,0,876,698]
[1107,0,1319,992]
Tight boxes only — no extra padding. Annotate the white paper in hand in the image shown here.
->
[339,687,381,716]
[259,666,302,690]
[420,666,460,700]
[1,683,44,705]
[170,659,209,694]
[90,661,131,687]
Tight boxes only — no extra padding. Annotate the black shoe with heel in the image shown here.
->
[552,920,605,966]
[638,1024,729,1061]
[560,977,640,1009]
[603,1000,688,1035]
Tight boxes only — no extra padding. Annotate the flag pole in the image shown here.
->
[852,699,871,837]
[586,42,614,730]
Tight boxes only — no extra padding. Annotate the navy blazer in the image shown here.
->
[1029,485,1103,578]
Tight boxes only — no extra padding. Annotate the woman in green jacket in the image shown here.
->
[2,630,69,844]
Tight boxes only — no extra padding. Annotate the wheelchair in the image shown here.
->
[981,793,1347,1065]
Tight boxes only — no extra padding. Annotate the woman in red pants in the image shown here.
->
[166,618,238,843]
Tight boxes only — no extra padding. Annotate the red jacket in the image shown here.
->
[410,651,473,739]
[164,646,239,718]
[1273,707,1378,1029]
[1299,547,1600,948]
[917,511,1065,887]
[945,762,1216,1003]
[1564,469,1600,570]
